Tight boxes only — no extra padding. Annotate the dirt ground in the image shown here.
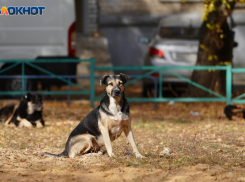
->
[1,100,245,182]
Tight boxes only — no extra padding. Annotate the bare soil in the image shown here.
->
[1,101,245,182]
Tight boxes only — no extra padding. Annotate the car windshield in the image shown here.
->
[159,27,199,40]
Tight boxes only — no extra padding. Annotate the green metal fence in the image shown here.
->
[231,68,245,104]
[1,58,245,107]
[0,58,95,106]
[95,65,232,106]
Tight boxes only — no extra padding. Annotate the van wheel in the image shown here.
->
[0,65,38,98]
[6,78,37,91]
[2,78,37,98]
[6,78,23,91]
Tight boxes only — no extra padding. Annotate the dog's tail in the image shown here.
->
[43,150,68,158]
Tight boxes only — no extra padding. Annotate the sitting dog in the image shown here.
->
[224,105,245,120]
[0,93,44,128]
[44,73,145,158]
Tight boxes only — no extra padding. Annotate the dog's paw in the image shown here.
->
[135,153,146,159]
[36,121,44,128]
[19,119,33,128]
[98,151,103,155]
[108,152,115,157]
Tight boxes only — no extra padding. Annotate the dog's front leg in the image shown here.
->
[124,125,145,158]
[100,125,115,157]
[18,118,33,128]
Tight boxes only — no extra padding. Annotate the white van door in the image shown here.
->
[0,0,75,62]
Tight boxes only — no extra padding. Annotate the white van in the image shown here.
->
[0,0,76,91]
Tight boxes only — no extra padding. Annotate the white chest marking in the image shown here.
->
[108,97,128,121]
[108,97,121,115]
[27,102,34,115]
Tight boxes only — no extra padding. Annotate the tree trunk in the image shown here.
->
[184,1,235,97]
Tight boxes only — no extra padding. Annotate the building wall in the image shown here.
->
[98,0,204,14]
[87,0,98,34]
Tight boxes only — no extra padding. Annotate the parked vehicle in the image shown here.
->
[141,13,245,97]
[0,0,76,92]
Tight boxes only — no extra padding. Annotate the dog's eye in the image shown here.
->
[119,82,123,85]
[109,83,113,86]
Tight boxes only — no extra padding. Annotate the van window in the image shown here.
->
[159,27,199,40]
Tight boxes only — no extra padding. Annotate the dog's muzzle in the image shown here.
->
[112,87,121,96]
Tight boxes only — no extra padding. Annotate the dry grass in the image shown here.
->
[1,101,245,181]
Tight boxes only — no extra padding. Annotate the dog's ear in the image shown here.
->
[120,73,130,84]
[99,75,109,85]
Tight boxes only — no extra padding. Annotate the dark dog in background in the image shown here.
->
[224,105,245,120]
[44,73,145,159]
[0,93,44,128]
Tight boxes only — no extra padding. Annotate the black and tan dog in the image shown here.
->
[44,73,145,158]
[224,105,245,120]
[0,93,44,128]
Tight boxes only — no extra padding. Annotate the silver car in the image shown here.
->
[142,13,245,97]
[142,14,201,96]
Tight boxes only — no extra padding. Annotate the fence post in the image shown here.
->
[22,61,25,92]
[90,58,95,107]
[226,65,232,105]
[67,77,71,107]
[159,69,162,98]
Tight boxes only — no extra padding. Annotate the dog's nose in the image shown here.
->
[112,87,121,96]
[114,90,120,94]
